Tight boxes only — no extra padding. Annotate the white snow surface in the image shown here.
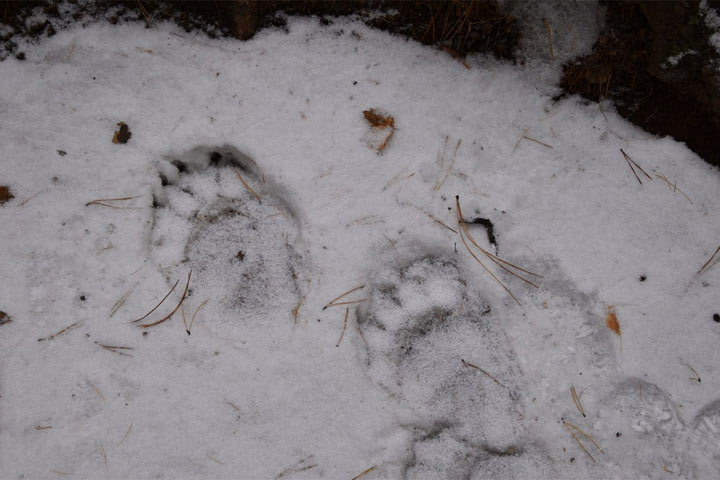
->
[1,11,720,480]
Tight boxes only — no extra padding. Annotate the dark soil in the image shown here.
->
[561,1,720,167]
[0,185,13,204]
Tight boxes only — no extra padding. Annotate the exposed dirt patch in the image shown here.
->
[561,1,720,167]
[0,185,13,204]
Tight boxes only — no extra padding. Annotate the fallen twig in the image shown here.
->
[38,321,83,342]
[132,280,179,323]
[138,271,192,328]
[461,358,502,386]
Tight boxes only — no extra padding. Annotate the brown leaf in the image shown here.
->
[112,122,131,144]
[606,306,621,336]
[363,109,394,129]
[0,311,11,326]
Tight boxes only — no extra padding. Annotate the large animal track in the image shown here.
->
[149,145,303,330]
[356,256,555,478]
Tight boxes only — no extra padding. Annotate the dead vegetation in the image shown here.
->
[0,311,11,326]
[322,284,365,310]
[112,122,131,144]
[363,108,395,153]
[461,358,502,386]
[563,419,604,463]
[38,320,83,342]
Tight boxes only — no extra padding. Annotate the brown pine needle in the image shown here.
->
[35,425,53,430]
[351,465,377,480]
[459,222,520,305]
[276,459,319,479]
[461,359,502,386]
[292,297,304,324]
[85,196,140,207]
[38,320,83,342]
[110,290,131,318]
[19,190,43,207]
[323,285,365,310]
[687,365,701,383]
[139,271,192,328]
[459,216,541,286]
[697,245,720,275]
[206,454,225,465]
[355,317,367,345]
[325,298,368,308]
[49,470,73,476]
[523,136,553,149]
[182,307,188,332]
[187,300,208,335]
[620,149,652,183]
[401,202,457,234]
[563,420,604,463]
[119,423,132,444]
[98,444,108,471]
[512,128,530,154]
[655,174,693,204]
[232,167,262,202]
[100,344,134,357]
[90,383,106,402]
[378,128,395,153]
[570,385,586,417]
[132,279,179,323]
[543,18,554,59]
[336,307,349,347]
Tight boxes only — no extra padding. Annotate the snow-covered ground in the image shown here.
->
[1,6,720,480]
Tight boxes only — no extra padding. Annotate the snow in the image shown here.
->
[1,6,720,480]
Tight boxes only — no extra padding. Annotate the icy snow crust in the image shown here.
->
[1,13,720,480]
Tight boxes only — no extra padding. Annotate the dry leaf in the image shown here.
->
[606,306,621,336]
[363,108,394,128]
[112,122,132,144]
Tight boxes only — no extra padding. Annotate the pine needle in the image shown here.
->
[512,128,530,154]
[620,149,652,184]
[351,465,376,480]
[100,344,134,357]
[187,300,208,335]
[523,136,553,149]
[232,167,262,202]
[563,419,604,463]
[687,364,701,383]
[570,385,586,417]
[206,454,224,465]
[292,297,304,324]
[132,280,179,323]
[336,307,349,347]
[324,298,368,308]
[49,470,73,476]
[85,196,140,208]
[139,271,192,328]
[456,196,540,304]
[110,290,131,318]
[119,423,132,444]
[90,383,106,402]
[697,245,720,275]
[38,320,83,342]
[461,359,502,386]
[323,285,365,310]
[543,18,554,59]
[98,444,108,471]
